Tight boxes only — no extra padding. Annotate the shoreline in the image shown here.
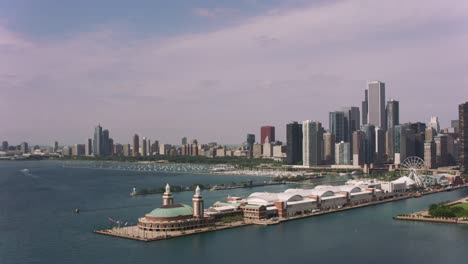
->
[394,195,468,225]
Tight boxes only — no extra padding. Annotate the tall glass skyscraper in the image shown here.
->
[286,122,302,165]
[386,100,399,161]
[329,111,345,143]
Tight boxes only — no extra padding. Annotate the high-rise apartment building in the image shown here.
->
[460,102,468,172]
[362,90,368,126]
[335,141,351,165]
[375,127,386,164]
[353,131,365,166]
[428,116,440,133]
[286,122,302,165]
[152,140,160,155]
[123,144,131,157]
[386,100,399,130]
[302,120,323,167]
[361,125,376,165]
[329,111,345,142]
[253,144,263,159]
[85,138,92,156]
[424,142,436,169]
[385,100,399,161]
[102,129,110,156]
[93,124,103,156]
[260,126,275,144]
[366,81,386,131]
[1,141,8,151]
[181,137,188,145]
[342,107,360,143]
[133,134,140,157]
[435,134,448,167]
[20,142,29,153]
[323,132,335,165]
[142,137,147,157]
[246,134,255,158]
[53,141,59,153]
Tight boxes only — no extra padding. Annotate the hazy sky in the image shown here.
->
[1,0,467,145]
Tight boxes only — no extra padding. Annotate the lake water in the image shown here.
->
[1,161,467,264]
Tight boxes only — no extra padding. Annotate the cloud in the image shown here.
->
[192,7,238,19]
[1,0,468,145]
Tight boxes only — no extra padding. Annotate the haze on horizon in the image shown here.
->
[0,0,467,146]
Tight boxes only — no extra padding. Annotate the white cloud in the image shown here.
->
[1,0,468,145]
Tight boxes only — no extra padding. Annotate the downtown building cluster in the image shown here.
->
[281,81,468,172]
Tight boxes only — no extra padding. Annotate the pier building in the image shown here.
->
[138,184,215,232]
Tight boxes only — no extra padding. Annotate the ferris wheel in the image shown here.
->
[400,156,427,187]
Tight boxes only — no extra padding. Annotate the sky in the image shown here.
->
[0,0,467,146]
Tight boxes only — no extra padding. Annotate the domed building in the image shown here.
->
[138,184,215,232]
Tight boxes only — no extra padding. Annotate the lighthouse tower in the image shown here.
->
[162,183,174,206]
[192,185,204,219]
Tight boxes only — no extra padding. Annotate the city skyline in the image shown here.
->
[1,1,468,144]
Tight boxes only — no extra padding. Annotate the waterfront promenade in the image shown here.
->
[95,183,468,242]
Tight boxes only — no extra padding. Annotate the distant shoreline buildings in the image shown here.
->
[1,81,467,172]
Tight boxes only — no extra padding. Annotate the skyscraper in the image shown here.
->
[375,127,386,164]
[361,125,375,165]
[353,131,365,166]
[1,141,8,151]
[459,102,468,172]
[260,126,275,144]
[323,132,335,165]
[342,106,360,143]
[85,138,92,156]
[335,141,351,165]
[133,134,140,157]
[302,120,323,167]
[20,142,29,154]
[181,137,188,145]
[366,81,386,130]
[53,141,59,153]
[93,124,103,157]
[362,90,368,126]
[427,116,440,133]
[246,134,255,158]
[329,111,345,142]
[385,100,399,162]
[286,122,302,165]
[410,122,426,159]
[435,134,448,167]
[424,141,436,169]
[142,137,147,157]
[102,129,110,156]
[123,144,131,157]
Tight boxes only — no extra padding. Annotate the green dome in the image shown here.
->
[146,204,193,218]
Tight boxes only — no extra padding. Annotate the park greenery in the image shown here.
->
[60,154,284,169]
[428,203,468,218]
[219,215,244,223]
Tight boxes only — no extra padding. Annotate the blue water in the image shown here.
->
[1,161,467,264]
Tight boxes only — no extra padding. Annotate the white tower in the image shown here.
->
[192,185,204,219]
[162,183,173,206]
